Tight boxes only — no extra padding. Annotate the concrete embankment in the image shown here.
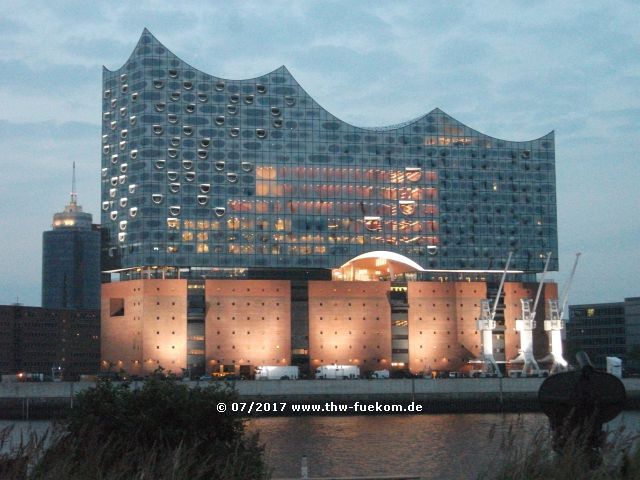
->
[1,378,639,420]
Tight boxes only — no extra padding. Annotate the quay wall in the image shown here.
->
[1,378,638,419]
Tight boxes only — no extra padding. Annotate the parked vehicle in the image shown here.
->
[370,369,390,379]
[315,365,360,379]
[255,365,299,380]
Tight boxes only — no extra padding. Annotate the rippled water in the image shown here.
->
[3,412,639,479]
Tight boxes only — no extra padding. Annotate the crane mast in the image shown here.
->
[476,252,513,377]
[511,252,552,376]
[543,253,581,373]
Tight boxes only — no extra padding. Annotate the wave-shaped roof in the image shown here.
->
[105,29,553,142]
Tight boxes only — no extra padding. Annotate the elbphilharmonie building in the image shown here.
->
[101,30,559,378]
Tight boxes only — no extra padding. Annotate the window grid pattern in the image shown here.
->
[101,30,558,273]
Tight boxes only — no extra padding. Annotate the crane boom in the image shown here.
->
[559,253,581,319]
[531,252,552,318]
[491,251,513,320]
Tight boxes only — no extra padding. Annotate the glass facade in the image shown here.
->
[101,30,558,275]
[42,198,101,310]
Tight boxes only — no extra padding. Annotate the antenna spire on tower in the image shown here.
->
[71,161,77,204]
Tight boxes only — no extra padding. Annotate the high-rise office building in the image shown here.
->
[567,297,640,368]
[42,164,101,309]
[100,30,559,377]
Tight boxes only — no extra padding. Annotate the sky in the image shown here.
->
[0,0,638,308]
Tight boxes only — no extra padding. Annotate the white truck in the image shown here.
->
[255,365,299,380]
[315,365,360,379]
[370,369,390,379]
[606,357,622,378]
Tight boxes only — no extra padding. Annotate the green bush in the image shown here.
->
[1,378,270,480]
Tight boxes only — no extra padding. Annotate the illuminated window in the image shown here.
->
[197,244,209,253]
[182,232,194,241]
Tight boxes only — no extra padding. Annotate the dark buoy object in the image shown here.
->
[538,352,626,459]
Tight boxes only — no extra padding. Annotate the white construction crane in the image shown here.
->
[475,252,513,377]
[511,252,553,376]
[542,252,581,373]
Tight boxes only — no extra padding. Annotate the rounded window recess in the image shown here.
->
[120,129,128,139]
[273,118,283,128]
[364,216,382,232]
[284,96,296,106]
[131,92,138,101]
[198,93,208,102]
[170,137,180,147]
[214,207,225,217]
[200,137,211,148]
[182,159,193,170]
[119,220,127,231]
[215,116,225,126]
[120,163,128,173]
[184,172,196,182]
[155,103,166,112]
[241,162,253,172]
[167,114,178,124]
[152,194,163,204]
[120,73,128,83]
[197,149,208,159]
[256,128,266,139]
[155,159,165,169]
[256,84,267,94]
[129,207,138,217]
[130,149,138,160]
[227,105,237,115]
[119,141,126,151]
[118,175,126,184]
[215,81,225,91]
[121,84,129,94]
[111,99,117,108]
[167,171,178,181]
[168,148,178,158]
[101,168,108,177]
[102,201,110,211]
[153,80,164,89]
[227,173,238,183]
[185,104,196,113]
[130,115,137,126]
[102,135,109,144]
[229,93,240,104]
[169,183,180,193]
[110,177,118,186]
[110,211,118,221]
[169,206,181,216]
[215,161,225,171]
[109,188,116,198]
[183,126,193,136]
[118,232,127,243]
[103,112,111,121]
[200,184,210,193]
[171,92,180,101]
[229,128,240,138]
[168,68,178,78]
[110,154,118,164]
[119,107,127,117]
[271,107,281,116]
[197,195,208,205]
[153,125,163,135]
[110,121,117,130]
[183,81,193,90]
[104,89,111,99]
[427,245,438,255]
[128,184,136,194]
[244,95,254,104]
[119,198,128,208]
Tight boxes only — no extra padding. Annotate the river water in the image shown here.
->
[2,412,639,479]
